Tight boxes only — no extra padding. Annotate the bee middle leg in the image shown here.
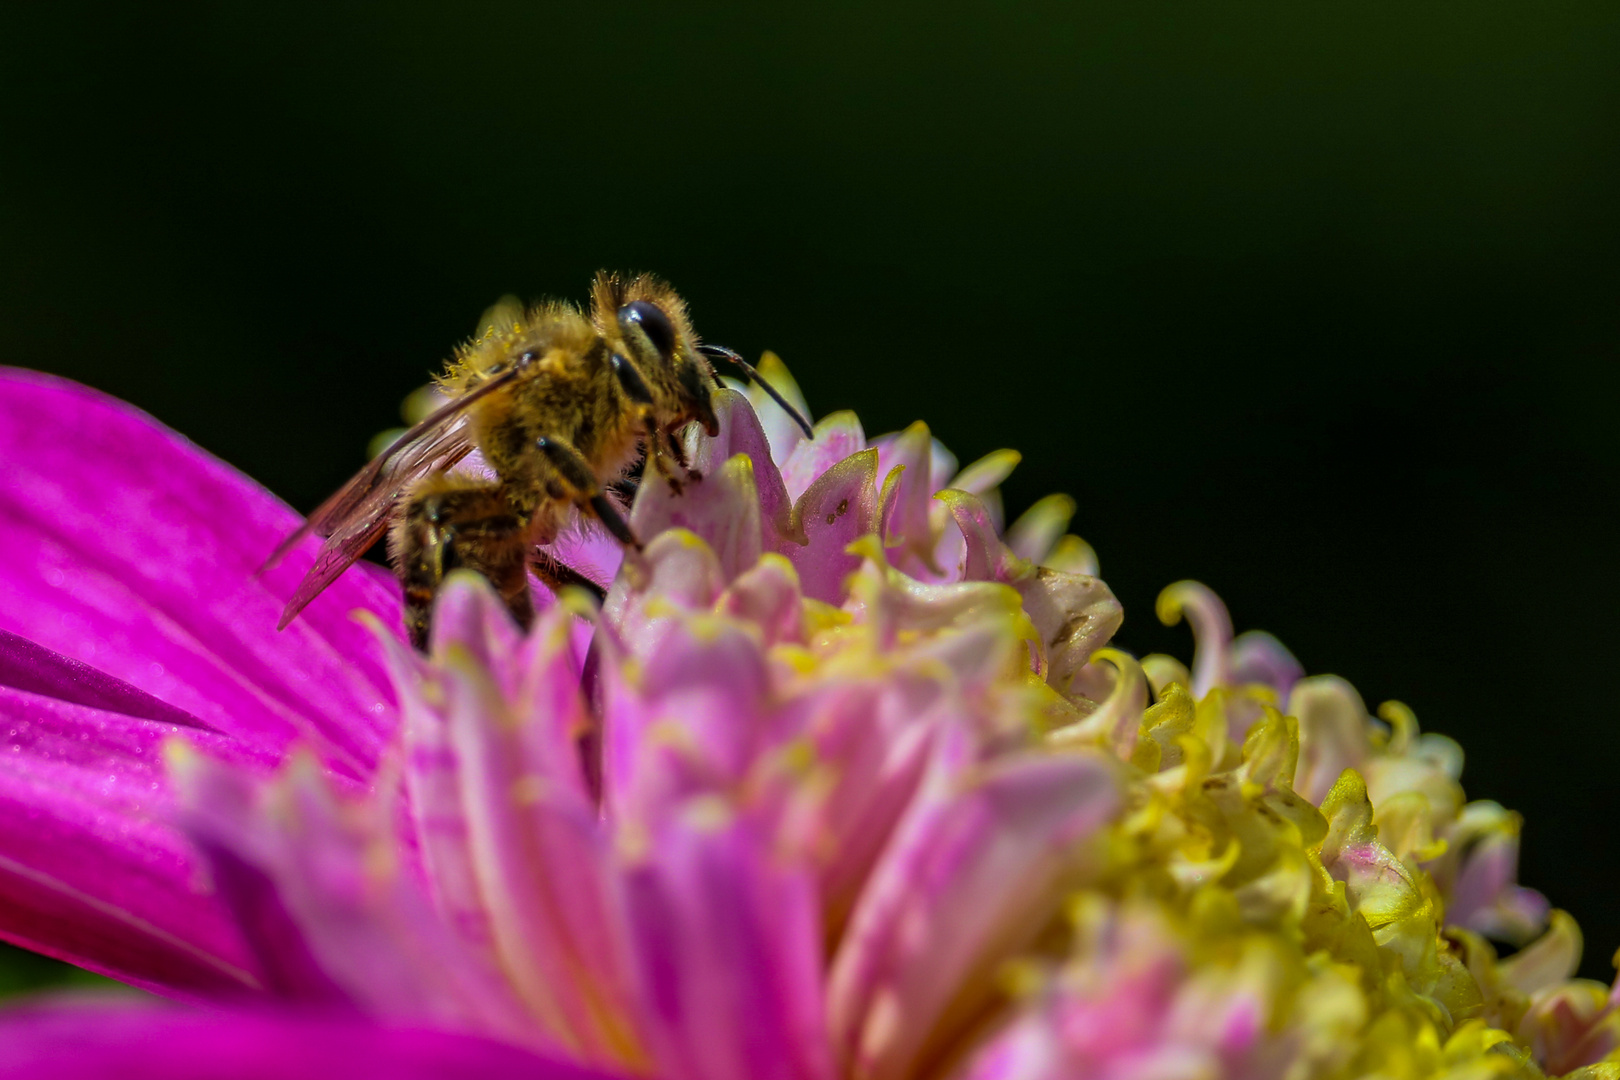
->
[534,435,641,551]
[390,476,533,651]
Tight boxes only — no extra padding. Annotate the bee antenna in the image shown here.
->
[698,344,815,439]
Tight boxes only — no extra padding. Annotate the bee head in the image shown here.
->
[592,271,720,434]
[593,272,693,367]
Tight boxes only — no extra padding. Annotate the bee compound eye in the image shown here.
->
[619,301,677,359]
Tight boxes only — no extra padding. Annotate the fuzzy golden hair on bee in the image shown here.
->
[438,298,597,394]
[589,270,695,341]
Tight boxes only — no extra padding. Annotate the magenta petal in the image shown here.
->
[0,684,268,996]
[189,840,354,1004]
[0,627,210,730]
[622,805,835,1080]
[0,1002,628,1080]
[829,751,1121,1080]
[0,369,400,776]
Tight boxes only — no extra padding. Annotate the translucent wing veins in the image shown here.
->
[261,363,530,629]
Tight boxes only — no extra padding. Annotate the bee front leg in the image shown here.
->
[390,476,533,652]
[608,351,686,494]
[662,424,702,484]
[645,417,693,495]
[534,435,642,552]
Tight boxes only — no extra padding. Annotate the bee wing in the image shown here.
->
[263,366,527,629]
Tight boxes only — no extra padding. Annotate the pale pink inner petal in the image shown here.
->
[176,752,537,1045]
[830,751,1120,1080]
[780,411,868,502]
[785,449,880,604]
[603,617,773,823]
[432,613,645,1068]
[872,423,940,576]
[621,806,834,1080]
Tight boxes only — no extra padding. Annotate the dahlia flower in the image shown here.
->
[0,358,1615,1080]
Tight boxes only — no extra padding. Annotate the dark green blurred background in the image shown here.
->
[2,2,1616,991]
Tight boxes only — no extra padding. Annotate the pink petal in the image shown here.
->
[621,804,834,1080]
[828,750,1121,1080]
[602,611,773,823]
[0,368,400,777]
[631,391,793,576]
[873,422,941,576]
[1444,806,1549,945]
[785,449,880,604]
[723,354,814,466]
[433,606,646,1066]
[718,555,808,648]
[797,681,968,941]
[0,1001,626,1080]
[632,456,765,582]
[378,622,503,974]
[693,390,794,537]
[602,531,730,658]
[949,1011,1064,1080]
[942,492,1122,696]
[174,750,536,1044]
[781,411,868,501]
[0,675,268,996]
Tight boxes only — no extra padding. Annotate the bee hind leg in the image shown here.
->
[531,551,608,604]
[390,476,534,652]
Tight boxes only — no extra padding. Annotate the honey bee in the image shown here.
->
[261,271,812,650]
